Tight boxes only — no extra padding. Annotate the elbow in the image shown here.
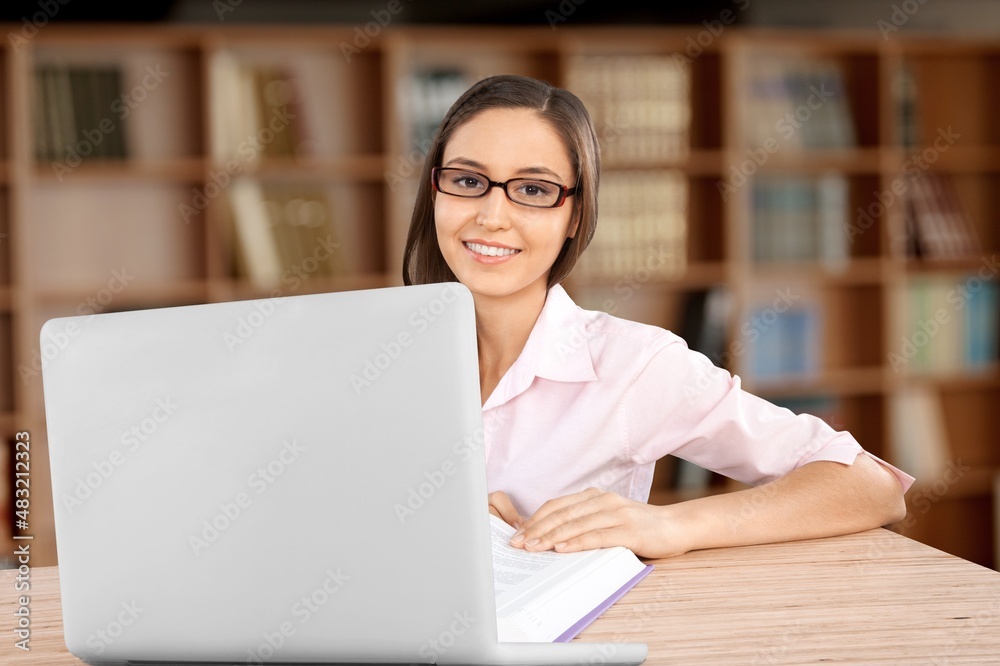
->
[883,490,908,526]
[875,471,908,526]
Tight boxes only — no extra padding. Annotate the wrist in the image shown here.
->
[657,494,726,555]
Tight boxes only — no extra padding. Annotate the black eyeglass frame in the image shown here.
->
[431,166,579,209]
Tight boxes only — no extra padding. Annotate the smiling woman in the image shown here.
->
[402,74,915,561]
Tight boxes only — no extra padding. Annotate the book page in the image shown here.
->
[489,515,591,599]
[489,515,651,642]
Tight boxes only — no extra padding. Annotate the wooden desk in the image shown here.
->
[3,528,999,664]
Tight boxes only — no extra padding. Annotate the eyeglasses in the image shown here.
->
[431,167,578,209]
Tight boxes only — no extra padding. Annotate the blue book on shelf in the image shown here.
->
[749,306,820,380]
[964,281,999,368]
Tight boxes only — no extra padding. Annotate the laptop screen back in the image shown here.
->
[41,282,498,664]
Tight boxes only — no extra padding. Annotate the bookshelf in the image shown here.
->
[0,24,997,570]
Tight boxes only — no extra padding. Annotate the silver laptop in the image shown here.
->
[41,282,647,665]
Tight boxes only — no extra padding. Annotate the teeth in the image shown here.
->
[465,242,520,257]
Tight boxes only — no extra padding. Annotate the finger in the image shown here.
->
[550,525,630,553]
[519,487,604,529]
[522,507,623,552]
[488,491,524,528]
[513,492,620,547]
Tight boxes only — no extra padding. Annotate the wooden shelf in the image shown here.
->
[749,257,887,284]
[32,280,211,307]
[31,157,207,183]
[602,149,725,175]
[747,366,888,397]
[221,155,387,181]
[734,147,884,174]
[0,23,996,570]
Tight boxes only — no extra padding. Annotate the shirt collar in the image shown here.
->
[483,284,598,410]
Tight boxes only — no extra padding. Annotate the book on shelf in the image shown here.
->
[33,63,128,163]
[679,286,734,369]
[405,68,469,148]
[575,169,687,281]
[892,60,921,149]
[769,395,844,431]
[889,383,950,482]
[742,55,856,149]
[897,275,999,375]
[225,179,350,290]
[673,287,734,491]
[489,514,652,642]
[211,53,310,161]
[564,54,690,164]
[904,171,981,261]
[745,301,822,382]
[751,173,849,267]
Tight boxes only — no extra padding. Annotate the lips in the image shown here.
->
[463,241,521,257]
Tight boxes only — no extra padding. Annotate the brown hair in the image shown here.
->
[401,74,601,289]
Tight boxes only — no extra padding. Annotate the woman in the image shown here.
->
[402,73,913,559]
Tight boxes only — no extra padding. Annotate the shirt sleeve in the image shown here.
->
[625,338,915,492]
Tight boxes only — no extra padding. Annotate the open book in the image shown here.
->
[490,515,654,642]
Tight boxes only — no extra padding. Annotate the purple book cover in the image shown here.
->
[553,564,655,643]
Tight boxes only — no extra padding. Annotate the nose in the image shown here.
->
[475,186,512,231]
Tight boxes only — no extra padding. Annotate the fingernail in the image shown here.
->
[555,542,567,550]
[510,530,524,544]
[525,538,540,548]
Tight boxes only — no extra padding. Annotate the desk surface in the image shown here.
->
[2,528,999,665]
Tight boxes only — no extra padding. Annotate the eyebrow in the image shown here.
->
[443,157,568,183]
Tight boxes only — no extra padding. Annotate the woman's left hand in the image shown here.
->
[507,487,691,559]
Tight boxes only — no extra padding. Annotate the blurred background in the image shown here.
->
[1,0,999,570]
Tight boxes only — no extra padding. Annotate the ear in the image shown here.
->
[566,206,581,239]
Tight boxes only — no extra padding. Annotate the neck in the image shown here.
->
[473,282,549,405]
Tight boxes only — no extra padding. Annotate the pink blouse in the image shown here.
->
[482,284,915,517]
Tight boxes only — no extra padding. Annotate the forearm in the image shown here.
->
[667,453,908,553]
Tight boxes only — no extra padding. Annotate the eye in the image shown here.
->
[450,171,487,191]
[514,180,555,198]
